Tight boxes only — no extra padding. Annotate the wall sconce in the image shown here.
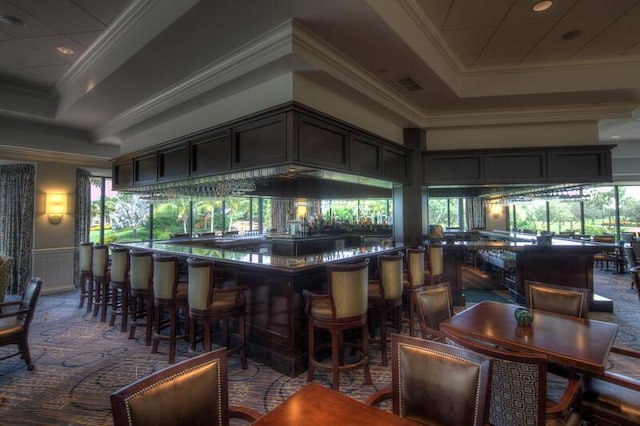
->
[46,193,67,225]
[490,204,503,220]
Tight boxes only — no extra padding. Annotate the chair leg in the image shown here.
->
[307,322,316,383]
[121,287,129,333]
[100,281,109,322]
[169,308,177,364]
[408,291,416,337]
[86,278,94,313]
[362,323,372,385]
[19,338,33,370]
[331,329,341,392]
[239,313,247,370]
[379,307,388,367]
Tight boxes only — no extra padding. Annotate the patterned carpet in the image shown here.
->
[0,268,638,425]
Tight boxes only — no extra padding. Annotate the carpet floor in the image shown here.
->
[0,267,638,425]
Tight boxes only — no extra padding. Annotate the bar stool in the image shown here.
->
[187,258,248,369]
[304,259,372,391]
[152,253,189,364]
[368,253,404,366]
[92,244,110,322]
[403,247,426,336]
[128,250,154,346]
[426,245,444,284]
[78,242,94,311]
[109,246,130,332]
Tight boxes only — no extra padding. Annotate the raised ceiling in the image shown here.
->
[0,0,639,152]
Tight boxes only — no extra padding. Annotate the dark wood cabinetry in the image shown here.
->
[110,103,411,190]
[424,145,614,186]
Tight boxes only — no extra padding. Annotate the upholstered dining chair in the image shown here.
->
[92,244,110,322]
[304,259,372,392]
[128,250,154,346]
[426,244,444,284]
[403,247,426,336]
[187,258,249,369]
[77,242,93,311]
[366,334,491,426]
[152,253,189,364]
[442,328,582,426]
[631,266,640,302]
[368,253,404,366]
[415,282,453,341]
[525,281,590,319]
[0,254,12,304]
[109,246,130,332]
[0,277,42,370]
[110,348,260,426]
[624,246,637,289]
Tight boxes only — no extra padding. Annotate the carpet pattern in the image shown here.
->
[0,268,638,425]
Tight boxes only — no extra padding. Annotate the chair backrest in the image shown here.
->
[415,282,452,334]
[129,250,153,291]
[111,349,230,426]
[525,280,590,319]
[19,277,43,332]
[631,266,640,302]
[443,329,548,426]
[377,254,404,300]
[79,242,93,273]
[0,255,13,302]
[406,247,425,288]
[327,259,369,319]
[110,246,129,284]
[153,254,179,299]
[390,334,491,426]
[92,245,109,279]
[188,258,214,311]
[625,246,638,270]
[428,245,444,279]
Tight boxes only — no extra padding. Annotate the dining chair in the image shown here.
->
[366,334,491,426]
[414,282,452,341]
[625,246,638,289]
[631,266,640,302]
[304,259,372,392]
[110,348,260,426]
[402,247,426,336]
[443,328,582,426]
[368,253,404,366]
[525,281,590,319]
[152,253,189,364]
[0,277,42,370]
[187,258,249,369]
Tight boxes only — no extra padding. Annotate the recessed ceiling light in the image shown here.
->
[0,14,25,26]
[532,1,553,12]
[611,135,621,139]
[57,46,74,55]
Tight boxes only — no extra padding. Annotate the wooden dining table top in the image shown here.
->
[251,383,419,425]
[440,300,619,375]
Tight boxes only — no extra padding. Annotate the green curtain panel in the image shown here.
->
[0,164,35,294]
[73,169,91,288]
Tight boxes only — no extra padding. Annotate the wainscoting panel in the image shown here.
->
[32,247,75,295]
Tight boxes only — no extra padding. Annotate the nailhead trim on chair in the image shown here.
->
[123,359,223,426]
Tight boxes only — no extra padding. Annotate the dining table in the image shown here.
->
[251,383,419,425]
[440,300,619,375]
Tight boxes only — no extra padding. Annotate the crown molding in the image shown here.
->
[0,145,111,168]
[419,102,639,128]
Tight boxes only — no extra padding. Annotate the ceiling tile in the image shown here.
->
[563,0,639,20]
[23,35,86,64]
[532,18,613,52]
[481,22,554,59]
[503,0,578,24]
[6,0,105,33]
[442,0,515,30]
[414,0,453,30]
[0,39,63,67]
[71,0,132,26]
[441,27,495,65]
[67,30,102,48]
[576,15,640,57]
[0,0,57,38]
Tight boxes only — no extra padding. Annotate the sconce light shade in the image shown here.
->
[46,193,67,224]
[490,204,502,220]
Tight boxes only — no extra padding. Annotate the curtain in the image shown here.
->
[74,169,91,288]
[0,164,35,294]
[466,197,486,230]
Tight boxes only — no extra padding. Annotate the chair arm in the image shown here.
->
[419,324,444,342]
[230,405,262,423]
[302,290,329,316]
[0,308,29,319]
[546,377,581,418]
[598,372,640,391]
[0,300,21,309]
[611,345,640,358]
[365,388,392,406]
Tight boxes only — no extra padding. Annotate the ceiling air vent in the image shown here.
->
[397,77,422,92]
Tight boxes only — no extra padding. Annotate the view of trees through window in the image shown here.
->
[90,177,392,244]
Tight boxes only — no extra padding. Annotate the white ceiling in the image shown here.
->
[0,0,639,152]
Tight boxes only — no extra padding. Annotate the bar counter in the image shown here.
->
[441,231,616,311]
[119,240,402,376]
